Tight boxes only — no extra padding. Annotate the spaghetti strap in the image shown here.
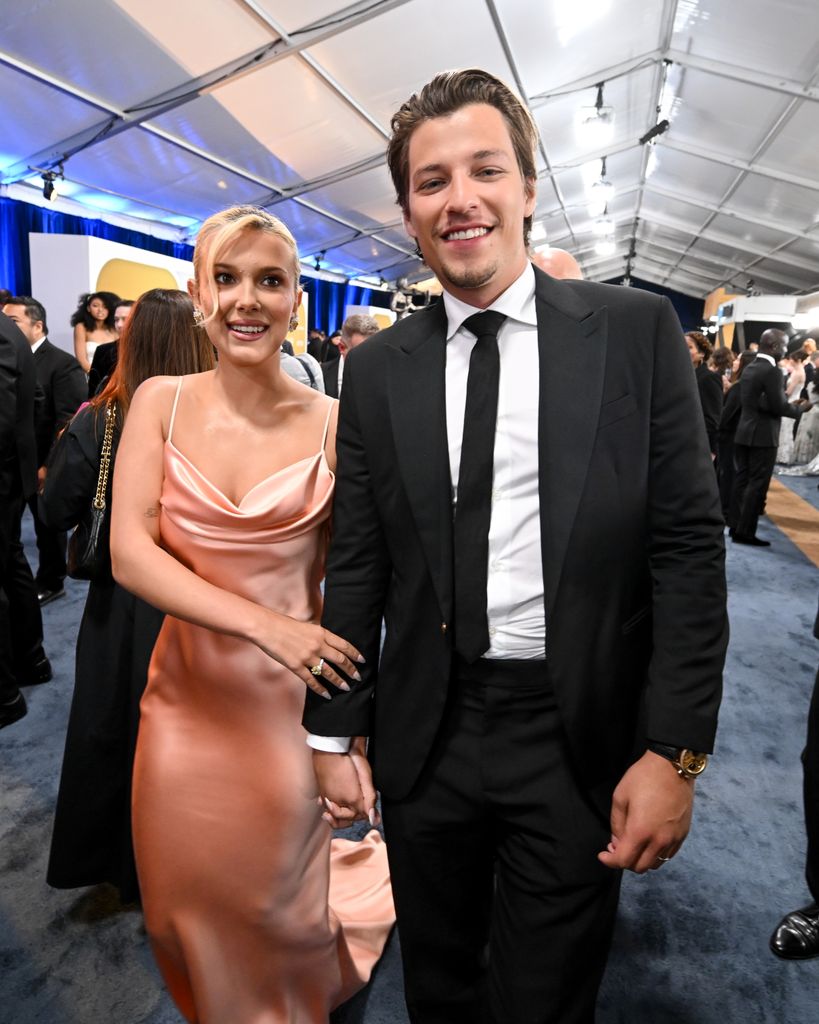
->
[320,399,335,453]
[167,377,184,444]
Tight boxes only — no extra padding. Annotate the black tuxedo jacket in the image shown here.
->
[304,270,727,802]
[322,358,340,400]
[0,311,37,499]
[32,339,86,466]
[735,355,797,448]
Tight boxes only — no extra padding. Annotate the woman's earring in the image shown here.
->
[193,307,206,327]
[288,314,299,332]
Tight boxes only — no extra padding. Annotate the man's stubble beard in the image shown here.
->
[435,254,502,293]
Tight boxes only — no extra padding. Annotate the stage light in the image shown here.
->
[42,172,58,201]
[595,239,616,257]
[586,157,615,217]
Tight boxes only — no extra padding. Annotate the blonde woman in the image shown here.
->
[111,206,393,1022]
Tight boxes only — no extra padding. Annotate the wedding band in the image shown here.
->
[656,855,671,863]
[310,659,325,677]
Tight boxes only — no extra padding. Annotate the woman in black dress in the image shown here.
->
[685,331,723,462]
[41,289,214,901]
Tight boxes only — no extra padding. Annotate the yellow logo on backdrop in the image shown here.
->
[96,259,178,300]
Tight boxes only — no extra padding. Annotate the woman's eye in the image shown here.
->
[214,272,233,284]
[262,275,281,287]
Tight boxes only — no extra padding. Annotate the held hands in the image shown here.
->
[598,751,695,874]
[254,611,364,699]
[313,738,379,829]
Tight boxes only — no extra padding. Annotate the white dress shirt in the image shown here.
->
[308,263,546,752]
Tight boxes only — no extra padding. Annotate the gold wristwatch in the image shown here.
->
[647,742,708,780]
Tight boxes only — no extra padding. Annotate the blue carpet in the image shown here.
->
[1,486,817,1023]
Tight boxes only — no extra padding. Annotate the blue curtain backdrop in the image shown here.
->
[0,196,193,296]
[602,273,705,332]
[0,196,393,329]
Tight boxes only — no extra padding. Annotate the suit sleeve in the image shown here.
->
[762,364,798,419]
[303,354,391,737]
[645,298,728,751]
[698,369,723,455]
[52,358,88,440]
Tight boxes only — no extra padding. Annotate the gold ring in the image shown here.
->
[310,659,324,677]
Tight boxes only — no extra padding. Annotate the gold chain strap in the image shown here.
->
[92,402,117,512]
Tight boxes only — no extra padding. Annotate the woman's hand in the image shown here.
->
[255,611,364,699]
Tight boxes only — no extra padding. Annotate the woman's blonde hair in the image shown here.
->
[193,206,300,322]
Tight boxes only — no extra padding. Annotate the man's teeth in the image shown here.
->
[446,227,489,241]
[231,325,266,334]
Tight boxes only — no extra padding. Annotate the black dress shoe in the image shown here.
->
[0,692,28,729]
[771,903,819,959]
[37,586,66,606]
[732,534,771,547]
[25,655,53,686]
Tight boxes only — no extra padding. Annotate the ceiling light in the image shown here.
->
[586,156,615,217]
[577,83,615,147]
[531,221,548,243]
[592,210,614,236]
[216,179,228,190]
[595,239,616,257]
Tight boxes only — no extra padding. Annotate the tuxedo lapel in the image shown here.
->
[535,272,607,618]
[387,302,453,621]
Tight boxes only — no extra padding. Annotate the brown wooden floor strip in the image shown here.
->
[766,478,819,569]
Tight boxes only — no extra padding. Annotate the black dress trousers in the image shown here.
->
[380,658,621,1024]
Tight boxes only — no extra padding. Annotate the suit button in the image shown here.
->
[440,622,447,635]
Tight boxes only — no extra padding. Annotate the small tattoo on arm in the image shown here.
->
[144,506,160,518]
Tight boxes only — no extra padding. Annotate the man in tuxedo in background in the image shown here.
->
[321,313,380,398]
[3,297,86,603]
[0,310,44,726]
[304,69,727,1023]
[729,328,803,547]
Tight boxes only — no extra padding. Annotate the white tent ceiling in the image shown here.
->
[2,0,819,299]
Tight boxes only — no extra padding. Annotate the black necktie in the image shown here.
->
[454,310,507,663]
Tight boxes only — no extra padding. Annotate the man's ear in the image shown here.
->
[402,210,417,242]
[523,177,537,219]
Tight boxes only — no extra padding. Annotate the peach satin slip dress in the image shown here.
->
[131,378,394,1023]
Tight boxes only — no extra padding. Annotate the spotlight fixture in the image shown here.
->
[594,239,616,257]
[313,251,326,271]
[41,170,61,202]
[639,119,669,146]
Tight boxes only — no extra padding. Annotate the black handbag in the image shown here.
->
[67,401,117,581]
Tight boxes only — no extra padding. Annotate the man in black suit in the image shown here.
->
[303,69,727,1023]
[3,297,86,602]
[321,313,380,398]
[729,328,803,547]
[770,595,819,959]
[0,310,46,726]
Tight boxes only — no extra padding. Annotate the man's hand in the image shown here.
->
[313,738,378,829]
[598,751,695,874]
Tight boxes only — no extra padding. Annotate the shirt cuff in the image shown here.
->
[306,734,352,753]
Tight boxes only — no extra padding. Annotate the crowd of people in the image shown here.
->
[0,64,817,1023]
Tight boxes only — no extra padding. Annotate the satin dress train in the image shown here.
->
[132,379,394,1023]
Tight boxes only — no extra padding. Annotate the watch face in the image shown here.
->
[679,750,708,776]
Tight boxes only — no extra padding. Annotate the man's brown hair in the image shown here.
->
[387,68,539,247]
